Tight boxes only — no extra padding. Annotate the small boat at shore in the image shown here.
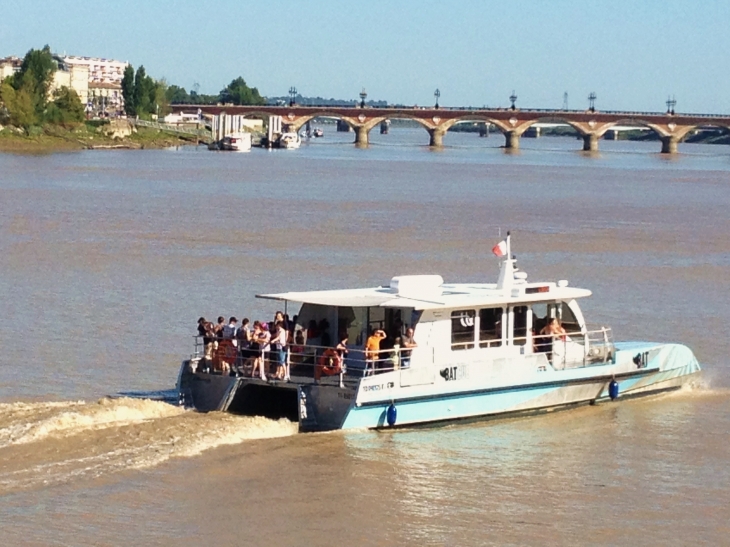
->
[278,132,301,149]
[220,132,252,152]
[176,234,701,432]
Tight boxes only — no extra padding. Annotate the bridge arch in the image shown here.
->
[594,118,671,139]
[681,122,730,144]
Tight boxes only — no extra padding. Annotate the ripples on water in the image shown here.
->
[0,131,729,545]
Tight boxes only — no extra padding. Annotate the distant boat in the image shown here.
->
[220,132,252,152]
[278,132,301,149]
[313,128,324,138]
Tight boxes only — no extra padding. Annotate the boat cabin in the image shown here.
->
[258,258,612,376]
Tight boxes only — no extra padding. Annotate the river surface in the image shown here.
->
[1,129,729,545]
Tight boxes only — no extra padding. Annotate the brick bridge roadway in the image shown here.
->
[175,105,730,154]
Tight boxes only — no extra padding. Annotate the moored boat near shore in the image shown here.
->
[278,132,301,149]
[220,132,252,152]
[176,234,701,432]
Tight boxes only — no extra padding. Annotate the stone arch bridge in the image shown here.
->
[177,105,730,154]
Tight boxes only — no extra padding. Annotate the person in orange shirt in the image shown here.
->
[365,329,387,375]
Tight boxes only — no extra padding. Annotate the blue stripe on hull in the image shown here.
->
[341,365,699,430]
[341,379,602,430]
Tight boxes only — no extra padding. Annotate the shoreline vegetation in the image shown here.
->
[0,44,264,154]
[0,123,199,153]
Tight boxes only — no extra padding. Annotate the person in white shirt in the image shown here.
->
[271,321,288,380]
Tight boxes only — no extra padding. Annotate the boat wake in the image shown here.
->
[0,397,297,493]
[675,374,730,396]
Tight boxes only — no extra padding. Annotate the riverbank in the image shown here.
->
[0,123,198,154]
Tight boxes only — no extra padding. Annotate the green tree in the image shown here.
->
[1,77,38,132]
[219,77,265,105]
[166,84,190,105]
[12,45,55,116]
[153,79,170,117]
[121,64,135,115]
[133,65,151,115]
[46,86,84,125]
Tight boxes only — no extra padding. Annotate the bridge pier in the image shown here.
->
[660,135,679,154]
[354,125,369,147]
[582,133,599,152]
[504,131,520,150]
[429,128,445,147]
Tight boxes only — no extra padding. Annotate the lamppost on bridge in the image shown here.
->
[289,86,298,107]
[666,95,677,115]
[359,88,367,108]
[509,90,517,111]
[434,88,440,109]
[588,92,597,113]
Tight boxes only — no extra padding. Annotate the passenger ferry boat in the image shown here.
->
[176,235,701,432]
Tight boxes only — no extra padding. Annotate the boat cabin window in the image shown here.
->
[512,306,528,346]
[451,309,475,350]
[479,307,503,348]
[296,303,332,346]
[368,306,385,334]
[531,303,549,335]
[558,302,581,334]
[297,305,416,349]
[338,306,367,346]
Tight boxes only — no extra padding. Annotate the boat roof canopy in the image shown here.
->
[256,277,592,311]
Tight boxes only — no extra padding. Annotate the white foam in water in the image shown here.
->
[0,397,299,492]
[127,414,299,471]
[0,397,186,447]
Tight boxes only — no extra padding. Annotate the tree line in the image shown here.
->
[122,69,265,114]
[121,64,168,117]
[165,77,265,107]
[0,46,84,133]
[1,44,269,133]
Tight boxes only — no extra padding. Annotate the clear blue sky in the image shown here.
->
[3,0,729,113]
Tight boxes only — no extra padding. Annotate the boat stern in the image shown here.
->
[298,384,355,432]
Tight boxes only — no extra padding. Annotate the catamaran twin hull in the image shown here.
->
[177,341,699,432]
[177,236,701,432]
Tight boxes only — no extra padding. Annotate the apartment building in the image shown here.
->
[58,55,129,113]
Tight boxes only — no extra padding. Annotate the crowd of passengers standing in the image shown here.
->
[196,312,299,380]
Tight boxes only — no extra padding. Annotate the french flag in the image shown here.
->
[492,240,507,257]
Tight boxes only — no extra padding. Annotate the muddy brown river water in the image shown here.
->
[1,130,729,545]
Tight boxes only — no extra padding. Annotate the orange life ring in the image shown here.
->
[315,349,342,380]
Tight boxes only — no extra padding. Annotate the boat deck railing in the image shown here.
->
[528,325,615,369]
[190,325,615,387]
[190,338,409,388]
[451,325,615,369]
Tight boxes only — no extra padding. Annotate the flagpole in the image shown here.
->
[506,231,511,260]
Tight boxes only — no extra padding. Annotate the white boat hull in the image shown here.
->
[322,342,700,431]
[178,342,700,432]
